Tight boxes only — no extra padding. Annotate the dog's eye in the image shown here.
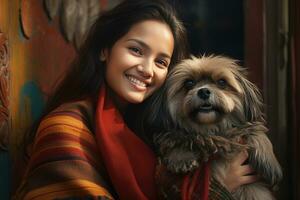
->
[184,79,196,90]
[217,79,227,88]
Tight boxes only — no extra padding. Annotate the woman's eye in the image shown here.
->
[217,79,227,88]
[184,79,196,90]
[129,47,142,55]
[156,59,168,68]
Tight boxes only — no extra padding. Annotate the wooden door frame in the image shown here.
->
[244,0,292,198]
[289,0,300,198]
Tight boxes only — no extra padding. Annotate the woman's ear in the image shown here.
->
[100,49,108,61]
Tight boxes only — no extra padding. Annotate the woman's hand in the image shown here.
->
[223,150,259,192]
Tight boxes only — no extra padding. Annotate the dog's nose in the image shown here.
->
[198,88,211,100]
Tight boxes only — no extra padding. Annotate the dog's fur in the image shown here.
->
[142,55,282,199]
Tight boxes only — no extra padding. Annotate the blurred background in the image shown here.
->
[0,0,299,199]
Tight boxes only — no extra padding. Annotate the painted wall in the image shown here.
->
[0,0,121,149]
[0,0,76,197]
[0,0,77,147]
[0,0,120,198]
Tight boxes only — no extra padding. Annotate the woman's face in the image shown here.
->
[103,20,174,105]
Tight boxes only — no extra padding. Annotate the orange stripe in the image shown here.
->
[38,115,90,133]
[34,132,98,152]
[35,115,94,145]
[34,140,97,156]
[30,142,99,165]
[23,180,113,200]
[34,125,96,148]
[27,148,101,175]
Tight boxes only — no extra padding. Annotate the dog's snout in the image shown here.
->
[198,88,211,100]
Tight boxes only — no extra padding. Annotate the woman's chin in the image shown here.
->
[125,90,152,104]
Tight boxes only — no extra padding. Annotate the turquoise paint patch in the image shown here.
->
[19,81,45,121]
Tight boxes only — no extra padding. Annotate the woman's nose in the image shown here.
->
[137,60,154,78]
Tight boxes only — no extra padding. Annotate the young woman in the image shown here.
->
[14,0,258,199]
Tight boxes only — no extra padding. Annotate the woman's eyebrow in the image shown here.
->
[126,38,171,59]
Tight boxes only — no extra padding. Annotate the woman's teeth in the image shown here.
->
[126,75,147,87]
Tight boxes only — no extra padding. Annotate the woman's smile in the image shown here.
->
[125,74,149,90]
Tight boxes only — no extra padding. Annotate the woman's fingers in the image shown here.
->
[224,150,260,192]
[239,164,255,175]
[240,174,260,185]
[233,150,248,165]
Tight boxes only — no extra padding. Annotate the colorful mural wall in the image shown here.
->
[0,0,121,151]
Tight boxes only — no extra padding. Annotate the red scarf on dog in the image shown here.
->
[95,85,210,200]
[182,161,211,200]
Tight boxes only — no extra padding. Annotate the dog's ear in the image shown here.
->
[145,84,173,129]
[235,70,264,122]
[135,84,173,144]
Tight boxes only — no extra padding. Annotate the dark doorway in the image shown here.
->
[169,0,244,61]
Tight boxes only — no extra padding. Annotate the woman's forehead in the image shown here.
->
[120,20,174,56]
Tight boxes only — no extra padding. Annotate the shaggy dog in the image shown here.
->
[141,55,282,199]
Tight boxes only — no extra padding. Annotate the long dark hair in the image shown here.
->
[21,0,189,158]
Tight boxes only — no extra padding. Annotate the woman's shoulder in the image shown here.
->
[41,98,95,132]
[52,98,94,120]
[33,98,98,157]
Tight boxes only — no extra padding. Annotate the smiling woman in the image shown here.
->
[104,20,174,108]
[13,1,188,199]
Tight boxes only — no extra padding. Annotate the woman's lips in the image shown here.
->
[125,74,150,90]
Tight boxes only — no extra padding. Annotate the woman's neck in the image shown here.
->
[106,86,128,115]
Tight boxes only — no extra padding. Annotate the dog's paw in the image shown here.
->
[268,161,283,188]
[163,150,200,173]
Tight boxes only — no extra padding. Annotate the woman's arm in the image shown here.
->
[209,150,259,200]
[209,177,235,200]
[155,150,258,200]
[13,105,115,200]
